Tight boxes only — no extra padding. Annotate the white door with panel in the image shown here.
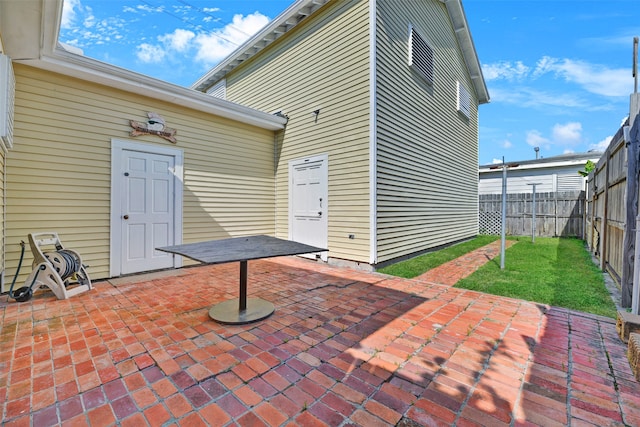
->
[111,140,183,276]
[289,154,328,260]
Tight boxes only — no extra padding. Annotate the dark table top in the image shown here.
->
[157,235,327,265]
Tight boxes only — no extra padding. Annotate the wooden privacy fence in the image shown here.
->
[586,114,639,308]
[479,191,586,238]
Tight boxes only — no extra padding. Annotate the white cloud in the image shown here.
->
[159,29,195,52]
[533,56,630,97]
[60,0,129,50]
[61,0,81,29]
[492,158,504,164]
[134,11,270,65]
[136,43,166,63]
[487,87,588,110]
[552,122,582,145]
[133,12,269,66]
[590,135,613,152]
[526,130,551,149]
[482,61,530,81]
[621,115,629,126]
[526,122,584,152]
[136,4,165,13]
[502,139,512,149]
[485,56,632,106]
[531,56,556,78]
[194,12,270,65]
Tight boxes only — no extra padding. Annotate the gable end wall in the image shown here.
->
[224,0,372,264]
[375,0,480,263]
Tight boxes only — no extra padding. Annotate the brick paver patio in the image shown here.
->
[1,247,639,426]
[416,240,518,286]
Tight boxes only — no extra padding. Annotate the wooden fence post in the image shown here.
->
[600,151,610,272]
[623,115,640,307]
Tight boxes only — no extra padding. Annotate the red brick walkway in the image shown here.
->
[416,239,518,285]
[1,254,638,426]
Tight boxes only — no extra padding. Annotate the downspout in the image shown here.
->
[1,151,5,292]
[274,131,279,238]
[369,0,378,265]
[273,120,288,239]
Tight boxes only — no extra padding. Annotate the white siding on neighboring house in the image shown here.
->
[375,0,480,263]
[557,172,585,192]
[478,156,598,195]
[479,169,556,194]
[223,0,372,263]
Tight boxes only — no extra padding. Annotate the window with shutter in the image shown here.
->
[457,81,471,118]
[409,27,434,85]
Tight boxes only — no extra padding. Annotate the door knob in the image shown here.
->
[123,215,129,220]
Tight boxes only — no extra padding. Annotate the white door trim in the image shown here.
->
[110,139,183,277]
[288,153,329,261]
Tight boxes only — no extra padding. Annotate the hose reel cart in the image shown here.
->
[19,232,92,301]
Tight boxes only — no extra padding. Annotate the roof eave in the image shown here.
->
[191,0,330,92]
[4,0,286,131]
[443,0,490,105]
[478,152,604,172]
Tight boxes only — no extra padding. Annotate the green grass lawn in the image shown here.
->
[378,235,499,278]
[380,235,617,318]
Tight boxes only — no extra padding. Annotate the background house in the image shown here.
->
[193,0,489,269]
[478,151,603,195]
[478,151,602,238]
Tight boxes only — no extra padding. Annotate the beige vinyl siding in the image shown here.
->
[375,0,480,262]
[8,64,275,281]
[224,0,372,263]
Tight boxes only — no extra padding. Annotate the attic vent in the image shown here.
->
[207,79,226,99]
[409,27,434,84]
[0,54,15,150]
[457,81,471,118]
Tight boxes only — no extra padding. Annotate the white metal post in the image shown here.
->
[528,183,542,243]
[500,164,507,270]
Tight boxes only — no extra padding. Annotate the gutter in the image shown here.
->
[19,51,288,131]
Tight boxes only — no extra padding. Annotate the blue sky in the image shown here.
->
[58,0,640,165]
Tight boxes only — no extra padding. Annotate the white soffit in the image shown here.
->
[192,0,330,92]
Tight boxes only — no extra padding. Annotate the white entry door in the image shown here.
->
[111,140,183,276]
[289,154,328,260]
